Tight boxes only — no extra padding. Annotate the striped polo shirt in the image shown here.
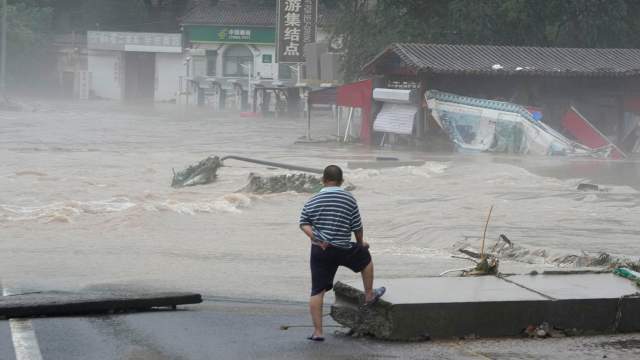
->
[299,186,363,249]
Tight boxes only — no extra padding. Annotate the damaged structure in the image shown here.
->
[361,44,640,157]
[331,273,640,340]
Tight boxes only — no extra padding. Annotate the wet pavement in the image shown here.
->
[1,300,640,359]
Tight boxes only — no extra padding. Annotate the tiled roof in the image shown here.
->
[181,1,275,26]
[363,43,640,77]
[181,1,335,27]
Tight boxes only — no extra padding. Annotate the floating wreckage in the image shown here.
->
[171,155,323,188]
[426,90,613,158]
[241,173,324,194]
[240,173,356,194]
[172,155,351,193]
[171,156,223,188]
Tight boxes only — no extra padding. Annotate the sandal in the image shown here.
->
[307,335,325,342]
[363,286,386,306]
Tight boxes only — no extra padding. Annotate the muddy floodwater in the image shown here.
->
[1,100,639,302]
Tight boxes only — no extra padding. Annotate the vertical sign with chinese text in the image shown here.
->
[277,0,317,63]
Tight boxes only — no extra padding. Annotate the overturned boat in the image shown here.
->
[426,90,611,157]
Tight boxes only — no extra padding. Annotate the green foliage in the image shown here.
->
[4,1,54,87]
[333,0,640,81]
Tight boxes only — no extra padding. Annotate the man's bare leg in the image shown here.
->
[361,261,374,302]
[309,290,325,337]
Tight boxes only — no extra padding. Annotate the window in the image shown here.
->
[206,50,217,76]
[262,54,272,63]
[223,45,253,77]
[278,63,293,80]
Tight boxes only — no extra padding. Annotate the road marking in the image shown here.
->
[2,286,44,360]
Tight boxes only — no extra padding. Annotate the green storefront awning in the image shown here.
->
[185,25,276,45]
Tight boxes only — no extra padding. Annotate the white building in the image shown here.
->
[87,31,183,102]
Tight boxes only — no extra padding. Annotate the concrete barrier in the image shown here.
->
[331,274,640,340]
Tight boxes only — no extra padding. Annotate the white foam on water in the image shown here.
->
[144,193,253,215]
[0,197,136,222]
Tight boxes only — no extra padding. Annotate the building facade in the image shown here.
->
[179,0,333,109]
[87,31,183,102]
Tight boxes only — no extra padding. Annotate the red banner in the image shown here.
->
[561,107,626,159]
[337,79,373,145]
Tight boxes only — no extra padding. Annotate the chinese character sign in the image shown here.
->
[277,0,317,63]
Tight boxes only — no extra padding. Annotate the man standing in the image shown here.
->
[299,165,385,341]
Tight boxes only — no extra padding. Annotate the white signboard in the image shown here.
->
[88,31,182,53]
[373,103,417,135]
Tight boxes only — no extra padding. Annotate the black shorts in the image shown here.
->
[310,243,372,296]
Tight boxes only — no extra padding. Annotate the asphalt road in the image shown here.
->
[2,300,640,360]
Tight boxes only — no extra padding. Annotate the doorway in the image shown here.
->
[124,52,155,102]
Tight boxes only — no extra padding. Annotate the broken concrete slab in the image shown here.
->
[506,274,638,299]
[0,291,202,318]
[347,160,426,170]
[331,274,640,340]
[505,274,640,333]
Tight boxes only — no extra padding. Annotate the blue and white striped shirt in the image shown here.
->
[299,186,363,248]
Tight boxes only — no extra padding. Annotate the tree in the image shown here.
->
[3,1,53,88]
[332,0,640,81]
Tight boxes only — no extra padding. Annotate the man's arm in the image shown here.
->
[350,200,368,248]
[300,224,329,249]
[354,228,369,249]
[300,224,314,241]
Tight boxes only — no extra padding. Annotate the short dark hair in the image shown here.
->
[323,165,343,183]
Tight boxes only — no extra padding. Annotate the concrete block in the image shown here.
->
[331,274,640,340]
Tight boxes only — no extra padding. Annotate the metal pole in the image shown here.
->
[220,155,323,174]
[344,107,354,143]
[306,97,311,140]
[1,0,7,96]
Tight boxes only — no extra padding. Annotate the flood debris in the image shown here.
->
[451,206,501,276]
[240,173,324,194]
[613,267,640,288]
[577,183,601,191]
[171,156,222,188]
[239,173,356,194]
[454,235,509,276]
[171,155,324,188]
[456,232,628,270]
[524,322,573,338]
[426,90,610,158]
[562,107,626,159]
